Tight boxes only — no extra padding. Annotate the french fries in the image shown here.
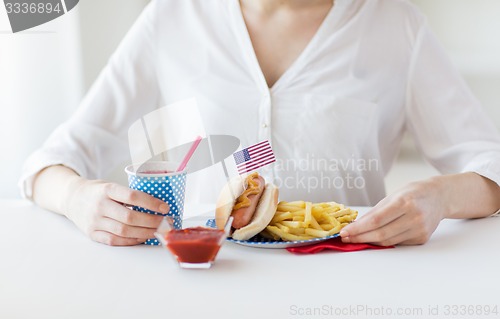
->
[263,201,358,241]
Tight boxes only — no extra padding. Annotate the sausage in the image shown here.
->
[231,175,265,229]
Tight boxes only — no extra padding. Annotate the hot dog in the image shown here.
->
[215,172,279,240]
[230,174,265,228]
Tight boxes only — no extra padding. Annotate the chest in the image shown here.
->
[155,3,410,140]
[241,6,332,88]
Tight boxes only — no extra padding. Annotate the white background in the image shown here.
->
[0,0,499,198]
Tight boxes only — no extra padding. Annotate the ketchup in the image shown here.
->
[165,227,225,263]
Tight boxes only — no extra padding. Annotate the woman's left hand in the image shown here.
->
[340,177,449,246]
[340,172,500,246]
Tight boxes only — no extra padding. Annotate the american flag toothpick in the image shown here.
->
[232,140,276,175]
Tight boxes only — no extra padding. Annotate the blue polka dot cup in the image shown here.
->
[125,161,187,245]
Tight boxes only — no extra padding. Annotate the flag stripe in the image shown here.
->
[248,140,270,150]
[240,158,276,173]
[237,157,276,174]
[236,150,274,168]
[247,140,268,150]
[248,147,272,157]
[236,155,275,171]
[237,156,276,172]
[236,155,274,170]
[244,154,276,167]
[248,142,269,151]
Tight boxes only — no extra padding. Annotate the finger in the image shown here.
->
[101,200,164,228]
[105,183,169,214]
[96,217,157,239]
[398,232,431,246]
[372,231,415,247]
[90,230,145,246]
[368,218,432,246]
[344,214,411,245]
[340,202,405,238]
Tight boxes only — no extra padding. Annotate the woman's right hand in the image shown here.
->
[63,177,169,246]
[33,165,169,246]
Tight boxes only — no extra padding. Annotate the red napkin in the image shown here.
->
[286,237,394,254]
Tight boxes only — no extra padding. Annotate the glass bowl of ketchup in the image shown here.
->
[154,216,233,269]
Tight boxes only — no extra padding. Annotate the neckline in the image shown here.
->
[230,0,344,93]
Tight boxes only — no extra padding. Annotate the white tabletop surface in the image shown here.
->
[1,199,499,319]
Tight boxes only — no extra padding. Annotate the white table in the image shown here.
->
[1,199,499,319]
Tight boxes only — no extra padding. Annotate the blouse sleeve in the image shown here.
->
[405,20,500,189]
[19,0,160,199]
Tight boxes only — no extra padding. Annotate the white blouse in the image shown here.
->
[20,0,500,206]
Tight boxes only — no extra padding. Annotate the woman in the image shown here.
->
[21,0,500,246]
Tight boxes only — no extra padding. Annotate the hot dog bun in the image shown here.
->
[215,173,279,241]
[215,175,246,230]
